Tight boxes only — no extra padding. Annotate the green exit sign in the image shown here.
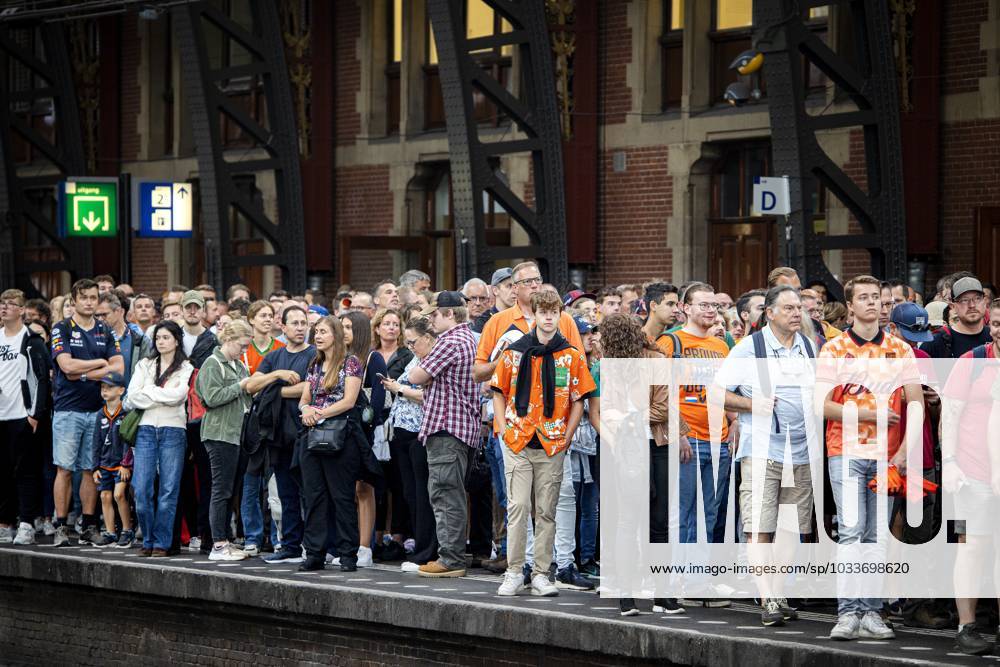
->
[61,179,118,238]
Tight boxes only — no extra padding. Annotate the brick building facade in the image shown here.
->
[13,0,1000,300]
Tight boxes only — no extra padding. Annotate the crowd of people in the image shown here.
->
[1,264,999,654]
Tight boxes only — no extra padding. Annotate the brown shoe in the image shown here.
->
[418,560,466,578]
[137,548,153,557]
[150,548,168,558]
[482,557,508,574]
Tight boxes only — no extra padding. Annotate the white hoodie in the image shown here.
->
[124,357,194,429]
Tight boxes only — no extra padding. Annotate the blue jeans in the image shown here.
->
[679,438,731,543]
[486,434,507,556]
[828,456,882,615]
[272,446,303,551]
[132,425,187,550]
[241,471,264,547]
[574,454,599,562]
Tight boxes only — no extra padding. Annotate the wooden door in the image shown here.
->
[709,220,778,297]
[976,207,1000,288]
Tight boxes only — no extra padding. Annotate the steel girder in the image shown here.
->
[427,0,568,288]
[0,21,90,293]
[754,0,907,302]
[173,0,306,295]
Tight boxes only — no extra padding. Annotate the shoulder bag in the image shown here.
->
[306,416,348,455]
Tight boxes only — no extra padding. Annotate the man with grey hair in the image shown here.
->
[96,291,144,384]
[350,292,375,318]
[399,269,431,293]
[462,278,490,320]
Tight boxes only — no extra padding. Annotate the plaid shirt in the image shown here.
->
[418,323,480,447]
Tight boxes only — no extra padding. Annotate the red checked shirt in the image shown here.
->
[417,323,480,447]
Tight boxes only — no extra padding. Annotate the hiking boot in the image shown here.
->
[12,522,35,545]
[556,564,595,591]
[482,556,508,574]
[903,605,951,630]
[497,571,526,596]
[776,597,798,621]
[150,548,168,557]
[530,573,558,597]
[761,599,785,627]
[830,613,861,640]
[52,525,71,547]
[858,611,895,640]
[955,625,991,656]
[418,560,466,578]
[652,598,685,615]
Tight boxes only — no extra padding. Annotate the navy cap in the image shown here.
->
[308,304,330,317]
[99,371,127,388]
[573,314,594,335]
[420,290,467,316]
[562,289,596,308]
[890,302,934,343]
[490,267,513,286]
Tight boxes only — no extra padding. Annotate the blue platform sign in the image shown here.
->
[134,180,194,238]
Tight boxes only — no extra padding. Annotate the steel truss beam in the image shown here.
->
[755,0,907,301]
[174,0,306,294]
[0,21,90,293]
[427,0,568,288]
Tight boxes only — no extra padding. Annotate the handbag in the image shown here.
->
[119,409,143,445]
[306,417,349,455]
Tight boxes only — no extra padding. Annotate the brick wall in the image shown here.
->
[335,0,362,146]
[119,14,141,161]
[335,165,394,289]
[942,0,987,96]
[596,146,672,285]
[839,129,871,281]
[598,0,631,125]
[129,238,168,297]
[0,581,645,667]
[938,120,1000,277]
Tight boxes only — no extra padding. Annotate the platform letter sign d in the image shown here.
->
[751,176,791,216]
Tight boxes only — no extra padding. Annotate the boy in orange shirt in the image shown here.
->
[491,291,595,597]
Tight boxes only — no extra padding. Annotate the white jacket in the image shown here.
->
[124,358,194,429]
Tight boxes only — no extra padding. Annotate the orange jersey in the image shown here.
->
[655,330,729,442]
[490,345,596,456]
[243,337,285,375]
[817,328,918,459]
[476,305,584,365]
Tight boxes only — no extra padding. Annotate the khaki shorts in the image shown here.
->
[953,478,998,536]
[738,458,814,535]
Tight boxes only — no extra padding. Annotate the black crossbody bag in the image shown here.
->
[306,416,349,455]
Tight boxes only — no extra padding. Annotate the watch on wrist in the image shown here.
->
[81,372,87,382]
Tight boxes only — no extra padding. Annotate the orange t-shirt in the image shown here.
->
[476,305,585,365]
[244,337,285,375]
[817,328,919,459]
[655,329,730,442]
[490,345,596,456]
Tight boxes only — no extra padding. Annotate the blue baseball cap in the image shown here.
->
[99,371,127,388]
[308,305,330,317]
[573,314,594,335]
[890,302,934,343]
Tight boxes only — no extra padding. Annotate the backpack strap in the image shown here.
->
[798,332,816,358]
[751,331,771,399]
[664,332,683,359]
[969,343,989,386]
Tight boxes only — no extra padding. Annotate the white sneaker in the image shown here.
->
[357,545,374,567]
[497,571,526,596]
[243,544,260,557]
[209,543,247,561]
[830,613,861,640]
[12,522,35,545]
[530,573,559,597]
[0,526,14,543]
[858,611,895,640]
[188,536,202,552]
[41,519,56,536]
[400,561,421,573]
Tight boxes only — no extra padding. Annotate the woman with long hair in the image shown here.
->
[599,313,690,616]
[125,320,194,557]
[298,316,369,571]
[381,317,437,571]
[340,310,381,566]
[196,320,255,561]
[371,308,414,558]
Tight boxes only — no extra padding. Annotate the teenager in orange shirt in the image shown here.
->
[244,301,285,375]
[491,291,595,597]
[817,275,923,642]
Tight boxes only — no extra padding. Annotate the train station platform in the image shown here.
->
[0,543,984,666]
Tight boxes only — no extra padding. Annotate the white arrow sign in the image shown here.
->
[82,210,102,231]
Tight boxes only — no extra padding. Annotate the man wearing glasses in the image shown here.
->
[919,276,991,359]
[461,278,491,321]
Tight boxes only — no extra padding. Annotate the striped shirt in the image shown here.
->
[418,323,480,447]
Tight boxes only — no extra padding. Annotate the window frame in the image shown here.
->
[659,0,683,110]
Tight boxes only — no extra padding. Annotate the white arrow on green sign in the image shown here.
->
[62,179,118,238]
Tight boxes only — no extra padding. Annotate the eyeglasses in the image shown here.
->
[955,295,985,307]
[515,276,542,286]
[0,301,22,309]
[692,302,722,312]
[405,338,419,349]
[467,296,489,303]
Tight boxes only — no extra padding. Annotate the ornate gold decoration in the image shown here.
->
[279,0,312,158]
[890,0,916,113]
[546,0,575,140]
[69,21,100,172]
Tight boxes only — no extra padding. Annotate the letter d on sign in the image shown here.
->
[761,191,776,212]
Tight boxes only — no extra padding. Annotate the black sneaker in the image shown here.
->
[115,530,135,549]
[556,564,595,591]
[956,624,991,656]
[380,540,406,562]
[264,547,303,563]
[652,598,685,615]
[340,561,357,572]
[298,557,325,572]
[93,532,117,547]
[619,598,640,617]
[78,525,100,545]
[579,559,600,579]
[761,599,785,627]
[776,598,799,621]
